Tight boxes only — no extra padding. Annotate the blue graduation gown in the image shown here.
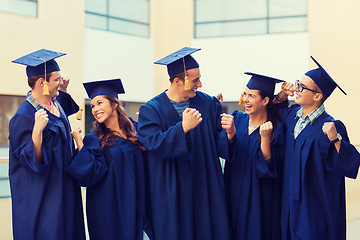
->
[66,131,151,240]
[8,94,85,240]
[275,102,360,240]
[137,91,232,240]
[224,110,284,240]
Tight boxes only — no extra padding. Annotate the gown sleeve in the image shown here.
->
[217,108,237,161]
[66,133,108,186]
[324,120,360,179]
[56,91,79,116]
[256,122,285,178]
[137,103,190,159]
[9,113,49,175]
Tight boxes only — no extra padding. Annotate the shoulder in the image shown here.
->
[83,131,101,148]
[141,91,167,110]
[10,101,35,126]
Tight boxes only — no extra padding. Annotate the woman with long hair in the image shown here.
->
[224,72,285,240]
[66,79,151,240]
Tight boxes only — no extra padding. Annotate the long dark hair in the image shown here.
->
[258,90,278,129]
[93,95,145,150]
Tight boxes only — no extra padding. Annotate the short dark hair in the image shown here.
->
[169,72,185,83]
[28,73,52,89]
[313,84,328,104]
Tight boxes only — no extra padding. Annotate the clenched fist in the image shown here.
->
[33,109,49,133]
[182,108,202,134]
[221,113,235,140]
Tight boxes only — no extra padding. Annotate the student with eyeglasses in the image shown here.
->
[274,56,360,240]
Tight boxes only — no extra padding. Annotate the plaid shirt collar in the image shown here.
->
[26,91,56,112]
[295,104,325,125]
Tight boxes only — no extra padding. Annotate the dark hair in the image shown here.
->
[28,73,52,88]
[169,72,185,83]
[93,95,145,151]
[258,90,278,129]
[313,85,328,104]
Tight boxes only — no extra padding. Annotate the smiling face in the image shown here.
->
[294,75,323,108]
[181,68,202,98]
[90,95,118,124]
[242,87,269,116]
[47,71,62,98]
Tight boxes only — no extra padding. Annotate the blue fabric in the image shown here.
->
[8,97,85,240]
[66,128,152,240]
[169,99,189,118]
[56,91,80,116]
[137,91,233,240]
[274,101,360,240]
[224,110,284,240]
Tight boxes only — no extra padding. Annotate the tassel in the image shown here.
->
[238,92,244,106]
[184,75,190,90]
[43,81,49,95]
[76,109,83,120]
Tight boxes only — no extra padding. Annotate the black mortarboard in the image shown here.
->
[154,47,200,77]
[245,72,285,94]
[83,79,125,99]
[305,56,346,96]
[12,49,66,77]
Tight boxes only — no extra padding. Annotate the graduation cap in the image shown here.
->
[245,72,285,94]
[83,79,125,99]
[305,56,346,96]
[12,49,66,78]
[155,47,200,90]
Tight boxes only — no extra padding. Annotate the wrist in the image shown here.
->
[330,133,342,144]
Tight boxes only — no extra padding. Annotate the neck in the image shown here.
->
[249,110,268,126]
[301,103,321,117]
[31,89,52,106]
[166,85,189,102]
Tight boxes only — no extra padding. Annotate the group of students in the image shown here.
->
[8,47,360,240]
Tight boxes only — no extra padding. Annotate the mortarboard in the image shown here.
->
[305,56,346,96]
[245,72,285,94]
[155,47,200,90]
[12,49,66,78]
[83,79,125,99]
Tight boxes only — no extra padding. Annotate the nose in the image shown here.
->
[197,79,202,88]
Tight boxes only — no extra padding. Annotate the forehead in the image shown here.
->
[244,86,260,96]
[90,95,107,104]
[300,75,317,88]
[187,68,201,78]
[50,71,60,78]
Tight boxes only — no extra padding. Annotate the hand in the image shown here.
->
[59,72,70,92]
[279,82,296,98]
[71,127,83,142]
[216,93,223,104]
[33,109,49,133]
[259,121,273,139]
[182,108,202,134]
[221,113,235,140]
[71,127,84,150]
[322,122,338,141]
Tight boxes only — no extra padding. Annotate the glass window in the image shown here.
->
[85,0,149,38]
[0,0,37,17]
[195,0,307,38]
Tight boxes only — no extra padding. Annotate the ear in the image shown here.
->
[174,77,184,86]
[262,96,270,106]
[313,93,323,102]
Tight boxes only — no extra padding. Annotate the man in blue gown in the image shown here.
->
[137,47,235,240]
[274,56,360,240]
[9,49,85,240]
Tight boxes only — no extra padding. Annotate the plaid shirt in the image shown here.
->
[293,104,325,139]
[26,91,56,112]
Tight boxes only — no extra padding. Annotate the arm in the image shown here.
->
[56,91,80,117]
[259,121,273,160]
[9,112,49,175]
[137,104,191,159]
[32,109,49,163]
[324,121,360,178]
[66,133,108,186]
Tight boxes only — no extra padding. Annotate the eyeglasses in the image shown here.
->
[295,80,321,93]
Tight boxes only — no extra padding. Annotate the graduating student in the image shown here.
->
[274,56,360,240]
[137,47,235,240]
[66,79,152,240]
[9,49,85,240]
[224,72,285,240]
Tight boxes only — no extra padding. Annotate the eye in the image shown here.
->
[91,105,94,109]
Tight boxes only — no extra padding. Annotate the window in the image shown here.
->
[195,0,307,38]
[85,0,149,37]
[0,0,37,17]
